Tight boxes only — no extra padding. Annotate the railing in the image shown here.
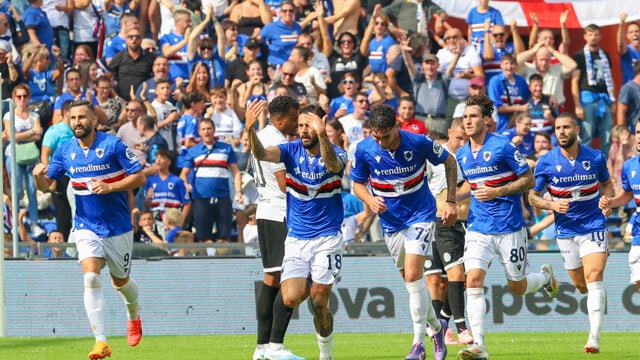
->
[3,238,632,260]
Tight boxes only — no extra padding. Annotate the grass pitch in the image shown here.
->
[0,332,636,359]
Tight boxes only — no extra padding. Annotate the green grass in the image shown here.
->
[0,332,636,359]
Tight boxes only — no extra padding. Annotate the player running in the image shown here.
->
[350,104,456,360]
[529,113,613,353]
[456,95,557,360]
[33,100,146,359]
[245,100,347,360]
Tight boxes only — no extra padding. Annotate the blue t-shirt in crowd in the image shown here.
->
[260,20,302,65]
[159,32,190,82]
[23,5,55,60]
[368,34,396,74]
[620,45,640,85]
[54,91,99,111]
[466,6,504,50]
[103,34,127,63]
[329,95,354,119]
[28,69,55,102]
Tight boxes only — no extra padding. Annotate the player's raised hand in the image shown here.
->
[530,12,538,26]
[560,10,568,26]
[621,13,628,23]
[552,199,570,214]
[245,98,266,129]
[33,163,49,177]
[89,178,112,194]
[441,201,458,226]
[368,196,387,214]
[304,112,326,135]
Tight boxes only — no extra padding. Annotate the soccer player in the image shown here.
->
[530,113,612,354]
[251,96,304,360]
[246,100,347,360]
[424,117,473,345]
[350,104,455,360]
[456,95,557,360]
[33,100,146,359]
[600,117,640,295]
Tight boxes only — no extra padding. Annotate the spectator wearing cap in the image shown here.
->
[108,27,156,102]
[436,27,484,119]
[268,61,307,102]
[481,21,525,83]
[225,37,269,87]
[402,44,449,134]
[258,0,302,67]
[160,9,192,84]
[103,13,140,65]
[23,0,56,61]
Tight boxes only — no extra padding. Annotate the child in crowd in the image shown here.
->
[152,78,180,151]
[211,85,243,148]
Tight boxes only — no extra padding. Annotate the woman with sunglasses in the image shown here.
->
[22,44,64,104]
[3,84,43,236]
[360,9,396,74]
[328,32,366,99]
[187,5,226,87]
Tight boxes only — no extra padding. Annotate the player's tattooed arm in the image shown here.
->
[498,169,535,197]
[529,190,555,211]
[306,112,344,174]
[443,154,458,202]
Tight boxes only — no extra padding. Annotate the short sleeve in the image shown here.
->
[487,77,504,108]
[227,146,237,164]
[533,157,548,192]
[42,127,55,148]
[597,152,610,183]
[178,179,191,204]
[621,161,631,192]
[46,147,66,180]
[422,135,448,166]
[277,141,294,165]
[114,140,144,175]
[503,140,530,176]
[349,142,371,183]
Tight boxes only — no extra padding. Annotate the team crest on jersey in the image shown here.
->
[404,150,413,161]
[524,143,530,151]
[633,171,637,178]
[433,141,443,156]
[393,182,404,194]
[126,148,137,163]
[514,150,526,165]
[96,148,105,158]
[556,165,562,172]
[582,161,591,171]
[319,158,325,166]
[375,155,381,163]
[71,152,76,160]
[483,151,492,161]
[168,182,174,190]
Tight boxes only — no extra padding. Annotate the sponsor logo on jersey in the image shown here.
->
[375,155,381,163]
[69,163,112,174]
[462,164,499,176]
[633,171,637,178]
[582,161,591,171]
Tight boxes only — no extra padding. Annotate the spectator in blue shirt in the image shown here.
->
[360,9,396,74]
[23,0,56,61]
[160,9,192,83]
[487,53,530,133]
[258,0,302,67]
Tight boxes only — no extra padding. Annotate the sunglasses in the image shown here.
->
[282,72,295,77]
[339,39,354,44]
[493,33,506,37]
[375,21,387,26]
[15,94,28,99]
[127,34,142,39]
[200,46,213,51]
[342,79,355,84]
[281,9,294,13]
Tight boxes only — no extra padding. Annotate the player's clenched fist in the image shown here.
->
[552,199,570,214]
[598,196,610,211]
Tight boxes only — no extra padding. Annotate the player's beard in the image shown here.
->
[302,133,319,149]
[74,123,92,139]
[558,133,576,149]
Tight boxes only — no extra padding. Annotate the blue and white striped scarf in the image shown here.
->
[584,45,615,102]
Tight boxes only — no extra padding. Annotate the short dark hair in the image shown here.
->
[293,46,310,61]
[120,12,137,25]
[368,104,397,130]
[429,131,448,142]
[156,148,174,163]
[269,96,300,118]
[535,131,551,142]
[155,77,171,88]
[501,53,516,63]
[556,112,579,126]
[399,96,415,106]
[584,24,600,33]
[182,92,206,109]
[70,100,96,116]
[362,119,372,130]
[408,33,429,53]
[199,117,214,128]
[355,91,369,100]
[66,68,81,80]
[466,95,494,119]
[140,114,156,129]
[299,104,326,118]
[326,119,344,133]
[529,74,544,83]
[61,100,74,114]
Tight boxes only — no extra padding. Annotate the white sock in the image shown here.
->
[524,272,549,295]
[466,288,486,347]
[587,281,606,342]
[406,279,440,345]
[316,332,333,357]
[84,272,107,343]
[114,278,140,320]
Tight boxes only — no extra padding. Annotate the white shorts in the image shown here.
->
[464,228,528,281]
[75,229,134,279]
[281,233,343,285]
[557,231,608,270]
[629,245,640,283]
[385,222,435,270]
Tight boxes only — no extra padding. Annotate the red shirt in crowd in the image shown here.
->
[398,117,428,135]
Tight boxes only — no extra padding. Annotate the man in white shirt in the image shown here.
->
[339,91,369,144]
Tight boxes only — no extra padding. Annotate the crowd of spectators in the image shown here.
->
[2,0,639,257]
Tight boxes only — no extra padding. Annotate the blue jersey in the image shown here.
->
[621,155,640,245]
[188,51,225,87]
[159,32,190,82]
[105,3,132,35]
[621,45,640,85]
[457,132,529,234]
[176,114,200,168]
[527,96,557,135]
[480,43,514,82]
[184,142,237,198]
[533,145,609,238]
[350,131,448,235]
[277,140,346,239]
[487,73,530,133]
[466,7,504,50]
[260,20,302,65]
[146,173,190,216]
[54,91,99,111]
[28,69,55,102]
[23,6,55,60]
[368,35,396,74]
[329,95,354,119]
[500,128,534,157]
[47,131,143,237]
[103,34,127,63]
